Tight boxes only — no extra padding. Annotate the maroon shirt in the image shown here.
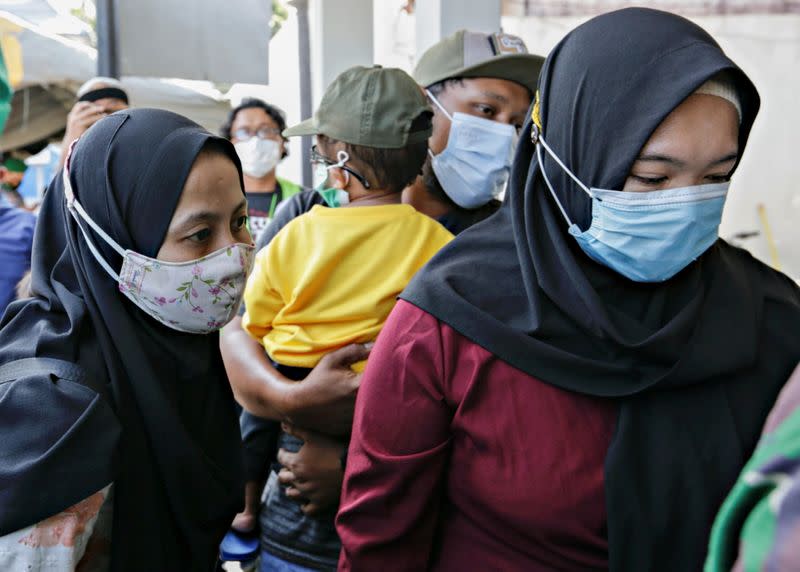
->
[337,300,618,571]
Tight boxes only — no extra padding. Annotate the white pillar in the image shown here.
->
[309,0,374,107]
[415,0,501,58]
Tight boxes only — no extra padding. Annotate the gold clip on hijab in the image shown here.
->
[530,90,542,144]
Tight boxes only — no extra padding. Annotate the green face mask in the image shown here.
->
[313,161,350,208]
[316,186,350,208]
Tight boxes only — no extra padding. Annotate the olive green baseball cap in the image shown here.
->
[414,30,544,93]
[283,65,432,149]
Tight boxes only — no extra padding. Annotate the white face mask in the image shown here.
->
[63,167,255,334]
[426,90,517,209]
[234,137,281,179]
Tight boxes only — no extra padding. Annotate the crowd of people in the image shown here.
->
[0,7,798,572]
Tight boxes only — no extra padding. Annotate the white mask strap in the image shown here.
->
[537,134,592,196]
[536,143,575,228]
[425,89,453,122]
[332,150,350,169]
[326,150,351,187]
[63,166,125,281]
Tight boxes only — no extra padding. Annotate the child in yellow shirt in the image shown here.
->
[242,66,453,373]
[237,65,453,571]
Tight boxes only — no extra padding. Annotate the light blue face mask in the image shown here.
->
[426,90,517,209]
[535,134,730,282]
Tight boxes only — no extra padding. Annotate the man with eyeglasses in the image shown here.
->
[221,98,302,242]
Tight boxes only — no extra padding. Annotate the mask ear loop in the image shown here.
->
[534,130,593,233]
[425,90,452,163]
[425,89,453,122]
[327,150,351,188]
[63,143,126,282]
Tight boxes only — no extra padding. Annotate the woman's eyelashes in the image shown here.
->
[631,172,731,187]
[184,213,248,246]
[187,227,212,243]
[234,214,248,231]
[632,175,669,186]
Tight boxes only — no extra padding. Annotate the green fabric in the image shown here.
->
[413,29,544,93]
[277,176,302,199]
[0,45,12,135]
[2,157,26,172]
[705,397,800,572]
[283,65,431,149]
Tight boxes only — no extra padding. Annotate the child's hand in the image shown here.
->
[277,424,346,516]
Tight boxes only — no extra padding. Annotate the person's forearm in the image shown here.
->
[220,316,294,420]
[221,316,367,435]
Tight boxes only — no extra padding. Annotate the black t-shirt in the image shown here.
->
[245,191,278,244]
[245,181,301,244]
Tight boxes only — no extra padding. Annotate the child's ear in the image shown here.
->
[328,167,350,189]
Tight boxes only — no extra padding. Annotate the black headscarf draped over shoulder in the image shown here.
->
[402,8,800,571]
[0,109,245,570]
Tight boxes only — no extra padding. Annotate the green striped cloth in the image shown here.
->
[0,45,11,134]
[705,363,800,572]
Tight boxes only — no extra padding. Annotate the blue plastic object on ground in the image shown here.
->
[220,529,260,563]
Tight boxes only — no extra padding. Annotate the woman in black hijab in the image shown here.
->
[337,8,800,571]
[0,108,253,570]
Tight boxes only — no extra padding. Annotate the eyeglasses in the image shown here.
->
[310,145,371,189]
[232,127,282,141]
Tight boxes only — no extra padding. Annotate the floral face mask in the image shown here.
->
[63,164,255,334]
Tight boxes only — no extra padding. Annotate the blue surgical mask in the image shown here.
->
[426,90,516,209]
[536,133,729,282]
[314,150,351,208]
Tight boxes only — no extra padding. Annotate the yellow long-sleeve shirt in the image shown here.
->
[242,204,453,369]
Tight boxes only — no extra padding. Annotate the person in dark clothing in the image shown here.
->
[0,109,253,570]
[0,193,35,315]
[337,8,800,571]
[406,29,543,234]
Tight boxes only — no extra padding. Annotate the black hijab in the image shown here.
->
[0,109,245,570]
[402,8,800,571]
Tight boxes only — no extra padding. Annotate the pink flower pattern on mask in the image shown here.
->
[117,243,255,334]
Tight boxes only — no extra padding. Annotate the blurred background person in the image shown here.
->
[0,174,35,315]
[58,76,130,168]
[222,98,302,243]
[0,156,27,208]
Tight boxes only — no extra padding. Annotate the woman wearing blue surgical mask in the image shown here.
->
[337,8,800,571]
[0,109,254,571]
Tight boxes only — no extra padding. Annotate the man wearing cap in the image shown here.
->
[221,30,544,531]
[407,29,543,233]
